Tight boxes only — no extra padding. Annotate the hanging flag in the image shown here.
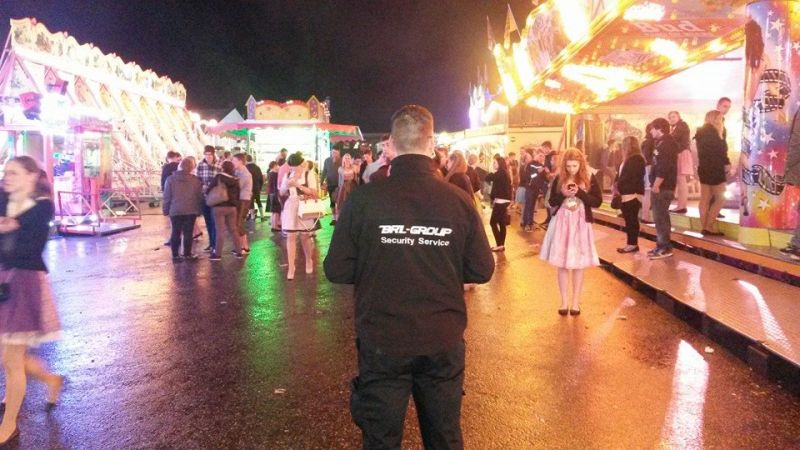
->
[487,16,496,52]
[503,4,519,49]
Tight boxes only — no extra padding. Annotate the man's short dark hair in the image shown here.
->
[166,151,178,159]
[542,141,552,149]
[280,148,288,154]
[203,145,215,154]
[233,153,246,163]
[246,154,253,162]
[391,105,434,154]
[651,118,670,134]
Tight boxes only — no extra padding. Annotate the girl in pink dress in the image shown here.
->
[540,148,602,316]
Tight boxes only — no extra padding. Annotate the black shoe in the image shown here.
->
[702,230,724,237]
[670,208,688,214]
[717,213,725,218]
[779,245,799,255]
[558,308,569,316]
[569,308,581,316]
[183,254,199,260]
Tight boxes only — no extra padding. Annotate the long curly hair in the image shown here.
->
[558,148,590,189]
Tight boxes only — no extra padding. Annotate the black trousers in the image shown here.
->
[327,184,338,210]
[169,214,197,257]
[489,203,509,246]
[350,340,465,450]
[620,199,641,246]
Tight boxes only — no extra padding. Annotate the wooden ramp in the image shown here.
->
[592,224,800,387]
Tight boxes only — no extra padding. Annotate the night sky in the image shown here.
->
[2,1,535,132]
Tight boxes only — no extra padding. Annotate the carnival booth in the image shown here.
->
[206,96,363,169]
[0,18,208,234]
[488,0,799,245]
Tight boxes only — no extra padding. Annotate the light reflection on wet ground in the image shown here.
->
[0,215,797,449]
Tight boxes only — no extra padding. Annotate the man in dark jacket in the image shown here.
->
[160,151,181,192]
[245,155,265,221]
[324,105,495,449]
[648,118,680,260]
[321,148,341,224]
[162,158,203,260]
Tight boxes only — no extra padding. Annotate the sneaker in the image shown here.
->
[791,253,800,262]
[234,252,244,259]
[670,208,688,214]
[649,247,674,260]
[617,245,639,254]
[491,245,505,252]
[208,253,221,261]
[203,246,213,253]
[646,247,660,257]
[183,254,199,260]
[779,245,799,255]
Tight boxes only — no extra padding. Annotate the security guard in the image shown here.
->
[324,105,495,449]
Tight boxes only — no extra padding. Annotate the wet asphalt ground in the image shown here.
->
[3,210,799,449]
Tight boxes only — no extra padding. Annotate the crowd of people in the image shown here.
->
[0,98,789,448]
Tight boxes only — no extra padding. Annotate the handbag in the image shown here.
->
[298,198,326,219]
[611,193,622,209]
[0,269,14,303]
[206,182,229,207]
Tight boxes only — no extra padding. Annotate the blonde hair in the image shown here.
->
[558,147,590,189]
[445,150,468,181]
[704,110,724,139]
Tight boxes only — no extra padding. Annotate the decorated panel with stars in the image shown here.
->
[741,1,800,229]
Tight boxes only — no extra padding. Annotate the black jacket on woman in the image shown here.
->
[616,154,646,196]
[548,174,603,223]
[447,172,473,196]
[695,124,730,186]
[0,194,54,272]
[208,173,240,208]
[485,169,512,201]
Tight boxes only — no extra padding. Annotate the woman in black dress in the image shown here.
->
[266,161,282,232]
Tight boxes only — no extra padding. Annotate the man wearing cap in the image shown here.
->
[324,105,495,449]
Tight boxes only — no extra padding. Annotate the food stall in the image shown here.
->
[206,96,363,169]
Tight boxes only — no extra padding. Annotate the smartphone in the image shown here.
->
[567,183,577,190]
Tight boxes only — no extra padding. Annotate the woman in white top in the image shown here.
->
[280,152,320,280]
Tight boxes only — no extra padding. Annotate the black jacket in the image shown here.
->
[466,166,481,193]
[447,172,473,196]
[246,162,264,193]
[208,173,240,207]
[670,120,691,151]
[485,169,512,201]
[324,154,495,357]
[649,134,680,191]
[695,124,730,186]
[0,195,53,272]
[160,161,179,191]
[548,174,603,223]
[616,154,646,196]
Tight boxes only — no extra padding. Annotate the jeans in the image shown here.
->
[212,206,241,255]
[350,340,465,450]
[237,200,250,236]
[489,203,510,246]
[521,187,538,226]
[620,199,641,246]
[651,190,675,250]
[169,215,197,257]
[201,203,216,248]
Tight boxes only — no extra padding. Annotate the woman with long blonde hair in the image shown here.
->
[695,110,731,236]
[540,148,602,315]
[335,154,358,220]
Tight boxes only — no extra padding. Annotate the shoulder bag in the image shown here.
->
[206,181,229,207]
